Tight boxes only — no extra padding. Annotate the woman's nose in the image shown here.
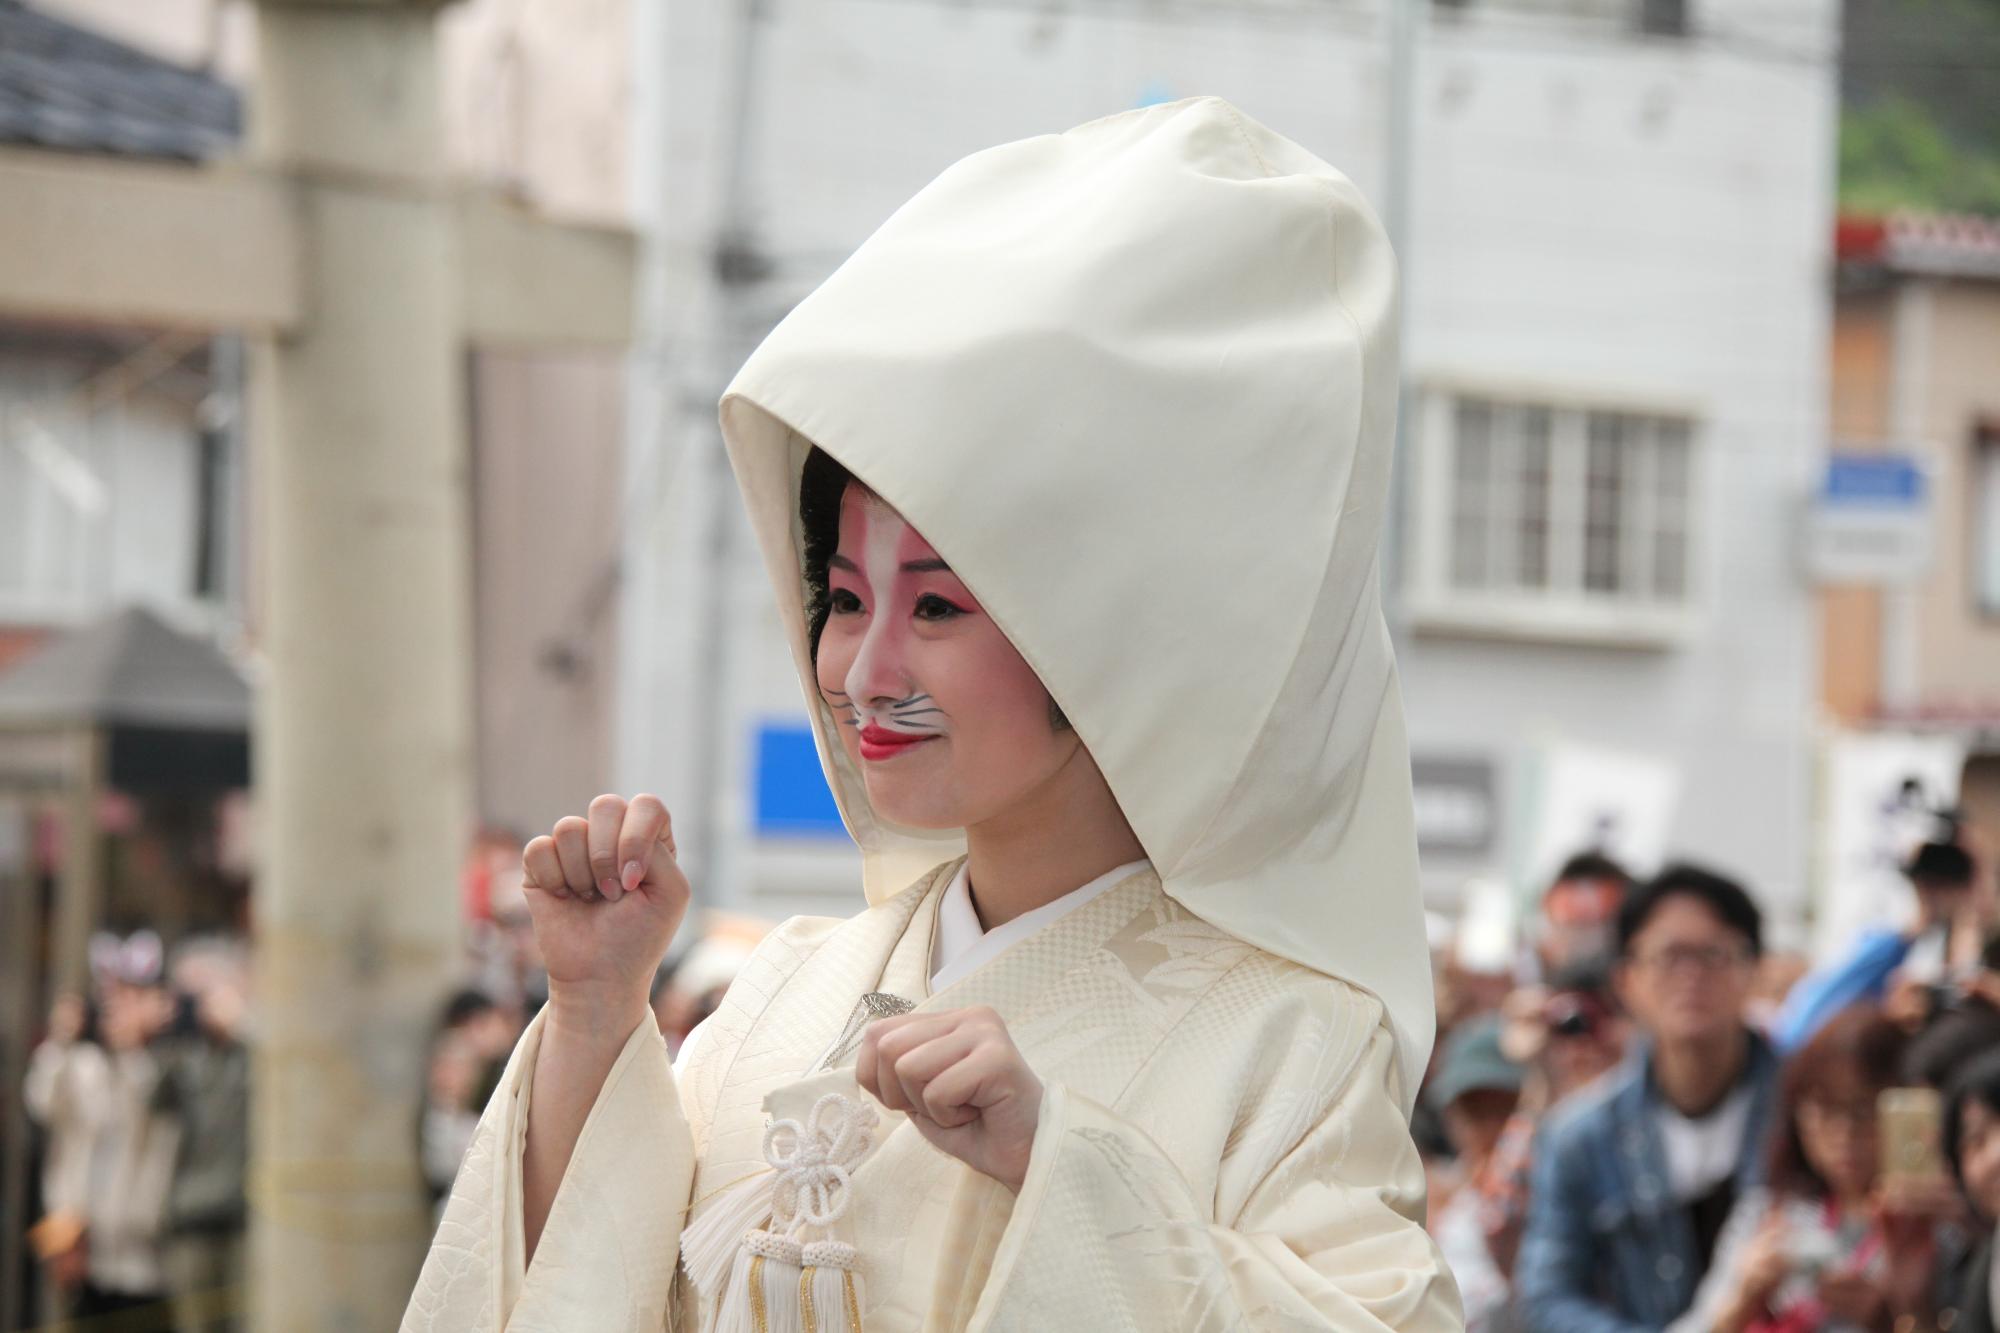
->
[845,614,910,705]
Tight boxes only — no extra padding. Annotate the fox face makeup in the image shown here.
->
[810,476,1078,830]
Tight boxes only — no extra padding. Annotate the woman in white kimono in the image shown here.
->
[404,95,1461,1333]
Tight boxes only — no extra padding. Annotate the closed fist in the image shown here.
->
[521,793,690,1018]
[857,1006,1043,1193]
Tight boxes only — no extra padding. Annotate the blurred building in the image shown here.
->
[3,2,642,1322]
[621,0,1840,926]
[7,0,1851,937]
[0,1,247,658]
[1812,211,2000,947]
[5,0,634,841]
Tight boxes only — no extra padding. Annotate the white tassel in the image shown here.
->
[758,1232,807,1333]
[699,1093,876,1333]
[682,1167,776,1302]
[801,1241,863,1333]
[711,1230,801,1333]
[709,1240,757,1333]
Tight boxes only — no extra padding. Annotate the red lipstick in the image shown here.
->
[858,723,937,762]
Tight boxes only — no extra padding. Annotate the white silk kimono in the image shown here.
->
[403,862,1458,1330]
[405,94,1462,1331]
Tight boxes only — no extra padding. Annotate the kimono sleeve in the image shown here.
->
[966,1019,1462,1331]
[400,1007,696,1333]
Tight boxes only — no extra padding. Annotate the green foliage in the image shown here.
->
[1840,96,2000,215]
[1836,0,2000,215]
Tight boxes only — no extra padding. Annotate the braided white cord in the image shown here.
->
[761,1092,879,1237]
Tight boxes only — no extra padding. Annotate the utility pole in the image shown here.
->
[621,0,770,906]
[1382,0,1422,652]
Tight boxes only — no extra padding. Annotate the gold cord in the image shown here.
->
[749,1254,769,1333]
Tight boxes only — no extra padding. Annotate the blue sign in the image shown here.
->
[1823,454,1926,507]
[752,721,847,838]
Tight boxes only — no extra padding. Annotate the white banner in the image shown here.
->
[1520,742,1680,895]
[1816,731,1965,960]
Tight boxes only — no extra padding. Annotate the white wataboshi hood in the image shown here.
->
[720,96,1435,1108]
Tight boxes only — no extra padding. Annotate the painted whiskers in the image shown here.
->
[822,689,943,735]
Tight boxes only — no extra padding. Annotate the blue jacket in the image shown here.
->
[1515,1032,1781,1333]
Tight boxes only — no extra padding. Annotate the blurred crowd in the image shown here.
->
[23,818,2000,1332]
[23,934,250,1330]
[1420,825,2000,1333]
[17,826,759,1330]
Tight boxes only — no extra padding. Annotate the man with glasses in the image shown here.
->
[1517,864,1779,1331]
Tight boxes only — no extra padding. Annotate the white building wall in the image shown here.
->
[625,0,1838,926]
[1402,2,1837,922]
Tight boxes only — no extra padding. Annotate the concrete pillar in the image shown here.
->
[246,4,471,1327]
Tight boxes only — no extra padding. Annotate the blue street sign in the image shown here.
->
[1822,454,1926,506]
[752,720,847,837]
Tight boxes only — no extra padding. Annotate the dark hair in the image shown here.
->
[1905,1003,2000,1089]
[1943,1047,2000,1203]
[1905,840,1975,890]
[440,988,498,1030]
[1552,851,1633,894]
[1765,1004,1905,1199]
[799,445,854,667]
[1616,861,1764,959]
[795,444,1070,731]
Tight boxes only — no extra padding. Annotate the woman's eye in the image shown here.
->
[914,593,965,622]
[829,589,863,615]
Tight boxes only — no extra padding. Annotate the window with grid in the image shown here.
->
[1418,389,1698,641]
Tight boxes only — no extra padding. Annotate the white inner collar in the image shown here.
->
[928,857,1152,994]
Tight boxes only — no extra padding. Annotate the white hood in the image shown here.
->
[720,97,1434,1106]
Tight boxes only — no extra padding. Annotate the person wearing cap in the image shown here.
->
[403,98,1459,1332]
[1773,839,1982,1054]
[1427,1018,1526,1331]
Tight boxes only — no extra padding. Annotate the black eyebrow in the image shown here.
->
[829,554,858,572]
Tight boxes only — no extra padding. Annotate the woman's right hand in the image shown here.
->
[522,793,690,1023]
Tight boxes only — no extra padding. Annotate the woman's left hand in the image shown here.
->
[857,1006,1043,1193]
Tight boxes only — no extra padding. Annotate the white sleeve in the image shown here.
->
[401,1009,697,1333]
